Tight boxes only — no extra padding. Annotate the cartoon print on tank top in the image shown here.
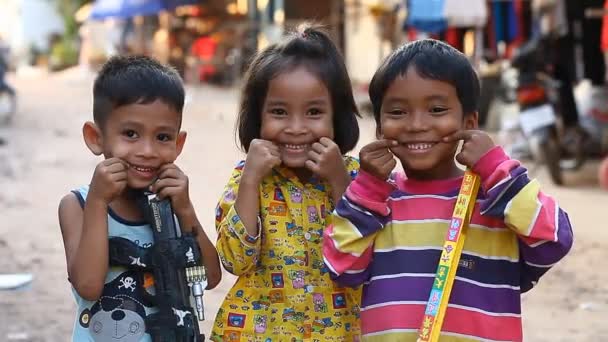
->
[78,270,153,341]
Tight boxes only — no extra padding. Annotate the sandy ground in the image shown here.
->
[0,69,606,341]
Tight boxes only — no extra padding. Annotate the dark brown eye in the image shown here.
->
[123,130,138,138]
[308,108,322,116]
[430,107,448,114]
[387,109,405,115]
[157,133,171,142]
[270,108,287,115]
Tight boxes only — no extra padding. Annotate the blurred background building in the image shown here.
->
[1,0,608,127]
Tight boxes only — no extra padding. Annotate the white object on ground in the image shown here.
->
[0,273,33,290]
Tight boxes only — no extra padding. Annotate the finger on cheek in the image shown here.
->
[305,160,317,171]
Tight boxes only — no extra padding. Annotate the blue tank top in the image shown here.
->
[70,185,156,342]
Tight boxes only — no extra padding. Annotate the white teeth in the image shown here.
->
[131,165,154,172]
[406,143,434,150]
[284,144,308,150]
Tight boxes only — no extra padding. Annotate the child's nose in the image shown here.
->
[138,139,156,157]
[407,112,429,131]
[285,116,307,134]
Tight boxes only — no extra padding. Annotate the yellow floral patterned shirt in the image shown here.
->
[211,157,361,342]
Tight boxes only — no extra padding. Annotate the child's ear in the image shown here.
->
[464,111,479,130]
[175,131,187,157]
[82,121,104,156]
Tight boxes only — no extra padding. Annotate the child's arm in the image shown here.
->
[151,164,222,289]
[215,141,281,276]
[58,158,127,301]
[323,140,398,287]
[215,163,263,275]
[445,130,573,292]
[473,146,574,292]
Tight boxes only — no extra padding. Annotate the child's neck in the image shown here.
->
[291,167,314,183]
[405,163,464,181]
[108,188,145,222]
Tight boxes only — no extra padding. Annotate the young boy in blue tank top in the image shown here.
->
[58,55,222,341]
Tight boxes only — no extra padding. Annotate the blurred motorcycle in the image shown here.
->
[509,37,608,186]
[511,37,565,184]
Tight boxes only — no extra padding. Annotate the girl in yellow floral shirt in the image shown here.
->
[211,24,362,342]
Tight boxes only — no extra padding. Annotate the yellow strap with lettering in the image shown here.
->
[417,170,481,342]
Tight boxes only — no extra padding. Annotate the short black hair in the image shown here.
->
[369,39,480,126]
[236,23,360,154]
[93,55,185,128]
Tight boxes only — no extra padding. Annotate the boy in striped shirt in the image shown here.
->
[323,39,573,341]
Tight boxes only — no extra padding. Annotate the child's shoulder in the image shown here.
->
[235,160,245,170]
[226,160,245,179]
[58,185,89,221]
[60,185,89,206]
[344,155,360,178]
[69,185,89,207]
[58,187,88,237]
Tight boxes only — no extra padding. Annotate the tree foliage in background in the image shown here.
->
[51,0,91,70]
[57,0,91,38]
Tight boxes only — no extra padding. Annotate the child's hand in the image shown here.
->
[360,139,398,180]
[442,130,496,168]
[150,163,193,219]
[305,137,347,183]
[242,139,281,184]
[89,158,128,204]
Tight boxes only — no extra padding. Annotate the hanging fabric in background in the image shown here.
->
[492,0,518,44]
[602,0,608,52]
[514,0,533,45]
[444,0,487,28]
[404,0,447,34]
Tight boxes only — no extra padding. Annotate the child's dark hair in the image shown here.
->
[236,23,360,154]
[93,55,185,128]
[369,39,480,126]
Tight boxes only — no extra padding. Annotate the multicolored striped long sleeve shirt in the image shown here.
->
[323,147,573,341]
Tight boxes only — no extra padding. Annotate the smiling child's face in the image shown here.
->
[260,66,334,169]
[100,99,186,189]
[379,67,477,180]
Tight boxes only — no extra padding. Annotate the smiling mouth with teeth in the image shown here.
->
[403,142,437,150]
[129,164,157,173]
[282,144,309,150]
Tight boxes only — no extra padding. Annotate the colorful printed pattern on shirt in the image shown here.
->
[212,157,361,341]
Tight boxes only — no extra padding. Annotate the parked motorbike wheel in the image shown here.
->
[0,88,16,125]
[542,131,564,186]
[528,127,564,185]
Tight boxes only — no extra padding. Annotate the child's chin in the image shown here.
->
[402,161,438,175]
[281,158,306,169]
[127,181,152,191]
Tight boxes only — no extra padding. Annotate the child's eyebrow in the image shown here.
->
[154,125,179,132]
[425,94,450,102]
[120,120,144,128]
[265,99,288,106]
[383,96,408,104]
[265,98,329,107]
[120,121,177,132]
[306,99,329,106]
